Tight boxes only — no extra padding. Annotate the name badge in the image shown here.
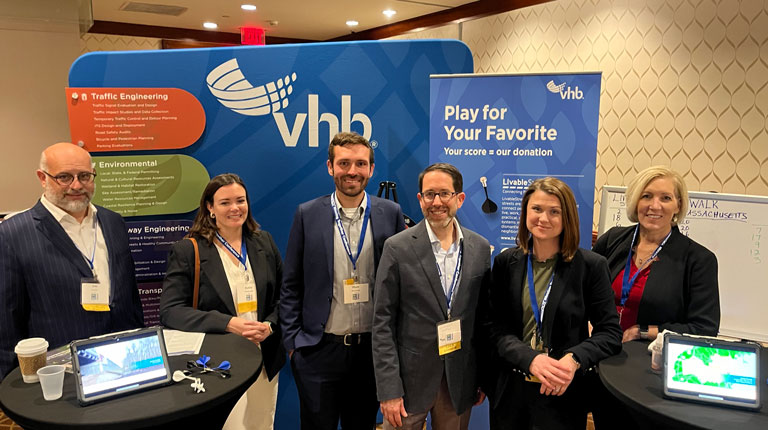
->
[236,281,258,314]
[437,319,462,356]
[81,277,110,312]
[343,278,369,304]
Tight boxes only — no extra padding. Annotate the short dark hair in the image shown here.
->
[516,177,580,262]
[188,173,260,242]
[328,131,374,164]
[418,163,463,193]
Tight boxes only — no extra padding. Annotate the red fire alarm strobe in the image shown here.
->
[241,27,265,45]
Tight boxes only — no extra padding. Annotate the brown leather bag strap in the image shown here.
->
[187,237,200,310]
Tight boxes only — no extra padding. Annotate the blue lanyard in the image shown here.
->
[84,216,98,271]
[215,232,247,270]
[435,241,463,315]
[527,251,555,343]
[330,192,371,271]
[620,225,672,306]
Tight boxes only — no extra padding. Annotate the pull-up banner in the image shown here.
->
[429,73,601,255]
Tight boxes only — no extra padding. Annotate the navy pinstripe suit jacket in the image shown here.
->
[0,201,143,380]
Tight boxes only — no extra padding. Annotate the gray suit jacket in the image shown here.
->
[372,220,491,415]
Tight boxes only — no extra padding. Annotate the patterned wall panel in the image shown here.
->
[393,0,768,228]
[80,33,161,55]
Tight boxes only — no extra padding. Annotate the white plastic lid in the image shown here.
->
[14,337,49,356]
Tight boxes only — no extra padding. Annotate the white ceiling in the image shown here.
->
[92,0,476,41]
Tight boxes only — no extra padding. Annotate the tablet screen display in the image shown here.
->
[663,335,760,409]
[72,328,171,404]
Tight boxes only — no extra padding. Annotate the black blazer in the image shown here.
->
[0,201,144,380]
[592,225,720,336]
[487,247,621,406]
[160,231,286,380]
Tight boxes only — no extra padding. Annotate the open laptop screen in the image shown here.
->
[663,334,761,410]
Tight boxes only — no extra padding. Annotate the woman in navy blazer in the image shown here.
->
[590,166,720,429]
[160,173,285,430]
[487,177,621,430]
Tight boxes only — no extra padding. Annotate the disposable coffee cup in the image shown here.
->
[14,338,48,383]
[37,365,66,401]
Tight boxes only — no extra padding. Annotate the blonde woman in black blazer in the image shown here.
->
[590,166,719,430]
[487,177,621,430]
[161,173,285,430]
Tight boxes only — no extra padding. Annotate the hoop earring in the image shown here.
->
[210,213,215,219]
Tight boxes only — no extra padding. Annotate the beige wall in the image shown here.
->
[0,19,81,213]
[392,0,768,229]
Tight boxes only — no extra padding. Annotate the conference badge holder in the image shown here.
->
[437,318,462,356]
[80,277,110,312]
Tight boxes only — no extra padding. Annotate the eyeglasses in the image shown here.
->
[421,191,458,202]
[43,170,97,186]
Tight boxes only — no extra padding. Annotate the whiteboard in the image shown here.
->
[598,186,768,342]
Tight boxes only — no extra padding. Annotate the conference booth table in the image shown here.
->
[0,333,261,429]
[599,340,768,430]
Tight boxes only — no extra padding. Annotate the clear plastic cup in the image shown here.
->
[14,338,48,383]
[651,342,663,373]
[37,365,66,400]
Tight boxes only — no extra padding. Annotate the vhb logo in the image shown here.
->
[206,58,372,147]
[546,80,583,100]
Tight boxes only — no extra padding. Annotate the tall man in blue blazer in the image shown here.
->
[373,163,491,430]
[0,143,143,380]
[280,132,406,430]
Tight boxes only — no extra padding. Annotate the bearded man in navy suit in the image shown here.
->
[0,142,143,380]
[280,132,405,430]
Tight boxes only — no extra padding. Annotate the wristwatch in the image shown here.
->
[639,325,649,339]
[569,353,581,370]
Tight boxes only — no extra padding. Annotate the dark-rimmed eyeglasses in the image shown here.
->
[43,170,97,186]
[421,191,458,202]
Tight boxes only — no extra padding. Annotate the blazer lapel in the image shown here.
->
[200,240,237,315]
[32,202,92,278]
[369,197,385,270]
[543,256,571,348]
[410,222,449,318]
[449,226,475,317]
[322,197,335,282]
[245,235,266,321]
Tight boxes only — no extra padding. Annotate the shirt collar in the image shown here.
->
[425,217,463,252]
[333,191,367,218]
[40,194,97,225]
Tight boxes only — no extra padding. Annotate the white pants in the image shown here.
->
[223,366,279,430]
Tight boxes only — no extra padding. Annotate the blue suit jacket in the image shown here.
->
[0,201,143,380]
[280,194,405,352]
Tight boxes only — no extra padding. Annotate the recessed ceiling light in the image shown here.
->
[383,9,396,18]
[241,4,257,11]
[346,20,359,27]
[203,22,218,29]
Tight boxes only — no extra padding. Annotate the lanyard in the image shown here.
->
[215,232,247,270]
[435,241,463,316]
[78,216,98,271]
[330,192,371,271]
[620,225,672,306]
[527,251,555,344]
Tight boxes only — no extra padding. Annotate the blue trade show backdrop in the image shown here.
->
[429,73,602,257]
[69,40,475,429]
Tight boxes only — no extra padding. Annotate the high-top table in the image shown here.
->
[599,340,768,430]
[0,333,261,429]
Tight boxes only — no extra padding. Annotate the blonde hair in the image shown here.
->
[625,165,688,225]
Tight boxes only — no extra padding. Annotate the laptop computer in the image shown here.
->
[70,326,172,406]
[663,333,761,410]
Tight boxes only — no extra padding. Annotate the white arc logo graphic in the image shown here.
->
[546,80,566,94]
[206,58,297,116]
